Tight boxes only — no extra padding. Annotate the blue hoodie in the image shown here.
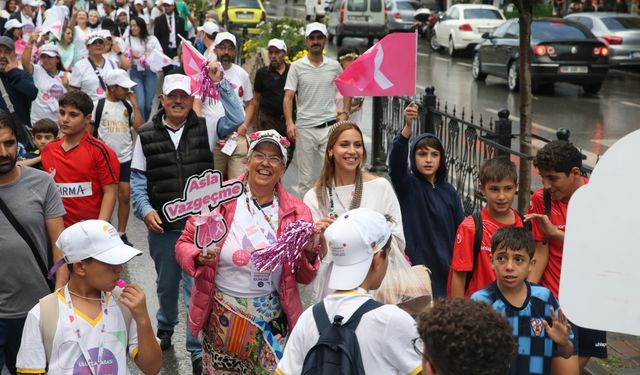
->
[388,132,464,297]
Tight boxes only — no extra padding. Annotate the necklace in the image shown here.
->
[244,177,278,230]
[327,173,363,218]
[68,289,103,301]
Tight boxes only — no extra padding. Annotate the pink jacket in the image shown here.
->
[175,177,319,337]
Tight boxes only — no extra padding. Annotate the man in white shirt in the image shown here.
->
[199,21,219,61]
[276,208,423,375]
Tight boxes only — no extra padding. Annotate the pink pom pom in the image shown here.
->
[115,279,127,288]
[199,61,224,102]
[251,220,318,273]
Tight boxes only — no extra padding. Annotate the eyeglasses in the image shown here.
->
[166,93,190,101]
[90,39,105,45]
[412,337,424,357]
[252,151,283,166]
[215,45,235,52]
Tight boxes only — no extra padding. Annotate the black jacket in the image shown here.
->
[138,109,213,231]
[0,68,38,126]
[153,12,187,58]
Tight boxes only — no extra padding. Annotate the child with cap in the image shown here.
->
[92,68,144,246]
[15,220,162,375]
[276,208,423,375]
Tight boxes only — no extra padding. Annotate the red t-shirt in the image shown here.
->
[527,178,588,298]
[41,132,120,227]
[447,207,524,298]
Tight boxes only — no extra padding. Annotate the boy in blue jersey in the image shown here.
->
[471,227,575,375]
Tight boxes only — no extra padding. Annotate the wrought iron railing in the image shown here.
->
[371,86,593,215]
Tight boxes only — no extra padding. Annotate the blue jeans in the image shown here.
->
[130,68,157,121]
[148,230,201,361]
[0,317,27,375]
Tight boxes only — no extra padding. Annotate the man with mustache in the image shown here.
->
[198,31,254,179]
[284,22,350,197]
[0,36,37,138]
[130,68,243,375]
[0,111,65,375]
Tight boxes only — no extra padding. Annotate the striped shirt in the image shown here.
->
[284,55,342,128]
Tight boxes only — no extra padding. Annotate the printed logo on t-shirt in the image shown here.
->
[73,347,118,374]
[530,318,544,337]
[43,83,65,101]
[97,87,105,95]
[57,182,93,198]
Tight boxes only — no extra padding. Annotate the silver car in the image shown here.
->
[386,0,420,32]
[565,12,640,66]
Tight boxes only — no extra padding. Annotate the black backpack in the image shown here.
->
[301,299,382,375]
[463,198,548,293]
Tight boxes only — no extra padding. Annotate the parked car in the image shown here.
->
[430,4,506,56]
[386,0,420,32]
[327,0,388,46]
[565,12,640,67]
[215,0,266,34]
[472,19,609,94]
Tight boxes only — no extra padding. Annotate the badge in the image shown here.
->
[221,138,238,156]
[531,318,544,337]
[97,86,104,95]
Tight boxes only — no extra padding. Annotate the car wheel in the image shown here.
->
[472,53,487,81]
[448,37,457,57]
[507,61,519,92]
[583,82,603,95]
[337,34,344,47]
[430,30,442,52]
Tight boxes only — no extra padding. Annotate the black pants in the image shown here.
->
[0,316,27,375]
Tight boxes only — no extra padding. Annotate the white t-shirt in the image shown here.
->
[73,25,91,60]
[31,64,67,126]
[215,192,283,297]
[201,63,251,134]
[276,292,423,375]
[16,290,139,375]
[69,58,118,102]
[128,35,162,71]
[130,116,217,172]
[93,99,134,162]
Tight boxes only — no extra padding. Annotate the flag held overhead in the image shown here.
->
[334,33,417,97]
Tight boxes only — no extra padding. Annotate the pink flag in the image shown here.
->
[335,33,417,97]
[180,36,206,95]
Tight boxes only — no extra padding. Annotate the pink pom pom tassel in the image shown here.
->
[199,60,223,102]
[251,220,318,273]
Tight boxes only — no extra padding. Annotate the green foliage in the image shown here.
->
[193,0,213,23]
[503,0,552,19]
[242,17,307,61]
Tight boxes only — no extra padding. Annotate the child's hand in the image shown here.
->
[118,284,150,321]
[404,102,418,125]
[524,213,562,240]
[542,307,571,346]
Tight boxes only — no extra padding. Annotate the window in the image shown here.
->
[492,22,511,38]
[505,22,519,38]
[370,0,383,12]
[602,17,640,31]
[532,21,591,41]
[397,1,419,11]
[228,0,260,8]
[573,17,594,30]
[463,9,503,20]
[348,0,366,11]
[450,8,459,19]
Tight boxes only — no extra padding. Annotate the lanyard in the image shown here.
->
[62,286,110,375]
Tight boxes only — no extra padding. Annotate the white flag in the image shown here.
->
[146,49,179,72]
[40,6,67,41]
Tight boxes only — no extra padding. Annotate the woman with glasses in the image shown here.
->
[128,16,161,121]
[176,130,321,375]
[68,32,118,101]
[300,121,405,307]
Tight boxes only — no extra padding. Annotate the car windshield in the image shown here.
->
[463,9,502,19]
[397,1,419,10]
[348,0,367,11]
[532,21,590,41]
[228,0,260,8]
[602,17,640,30]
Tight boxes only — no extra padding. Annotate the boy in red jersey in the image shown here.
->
[448,157,524,298]
[41,91,119,227]
[526,140,606,374]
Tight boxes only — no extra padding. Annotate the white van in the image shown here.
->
[327,0,388,46]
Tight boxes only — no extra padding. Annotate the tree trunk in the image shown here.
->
[516,0,533,214]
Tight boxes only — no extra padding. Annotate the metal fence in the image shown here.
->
[371,86,593,215]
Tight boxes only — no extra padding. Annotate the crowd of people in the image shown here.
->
[0,0,611,374]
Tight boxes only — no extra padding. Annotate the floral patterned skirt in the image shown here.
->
[201,289,288,375]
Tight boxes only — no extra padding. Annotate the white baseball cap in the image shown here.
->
[133,0,144,5]
[104,69,137,88]
[23,0,40,7]
[267,38,287,52]
[305,22,328,38]
[86,32,106,45]
[4,19,24,30]
[39,43,61,57]
[247,129,291,164]
[198,21,220,35]
[163,73,192,95]
[214,31,236,47]
[325,208,392,290]
[116,8,128,17]
[57,220,142,265]
[162,0,175,5]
